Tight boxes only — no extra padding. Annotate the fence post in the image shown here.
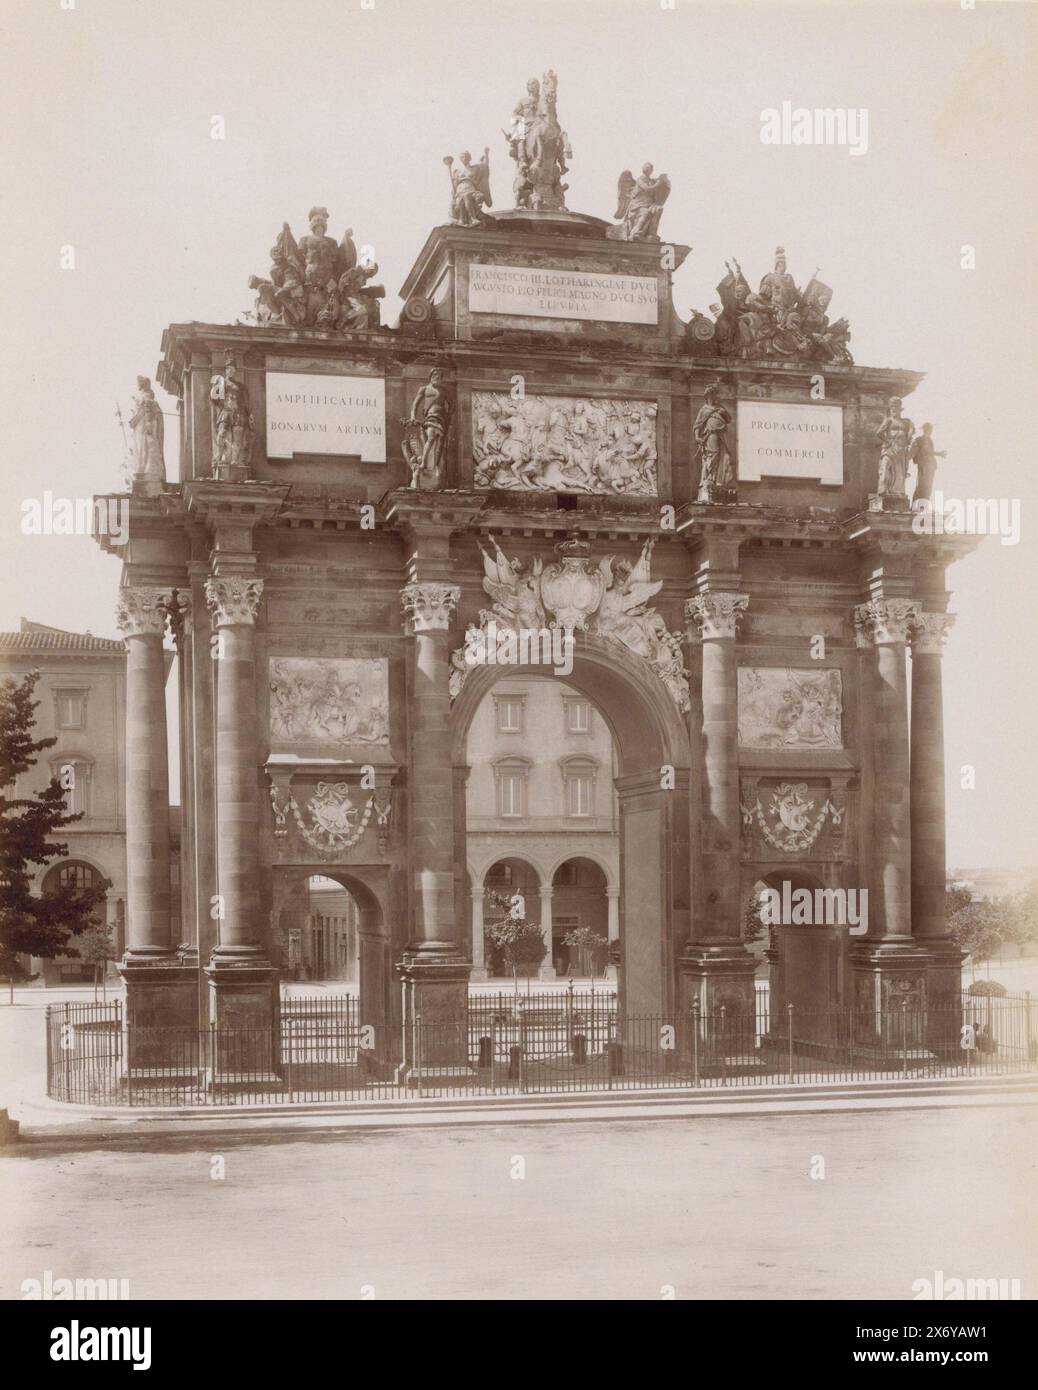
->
[901,1000,908,1075]
[490,1017,497,1093]
[519,1004,527,1094]
[787,1003,794,1084]
[415,1013,423,1098]
[692,1001,700,1086]
[719,1005,727,1085]
[1027,992,1034,1070]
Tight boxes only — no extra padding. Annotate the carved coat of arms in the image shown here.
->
[451,533,690,712]
[742,782,843,854]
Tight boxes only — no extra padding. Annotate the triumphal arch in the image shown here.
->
[99,74,972,1066]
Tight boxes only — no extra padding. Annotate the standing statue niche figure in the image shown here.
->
[128,376,166,494]
[445,148,492,226]
[402,369,452,490]
[209,355,254,479]
[504,69,570,211]
[610,163,671,241]
[694,385,736,504]
[910,422,946,506]
[875,396,915,502]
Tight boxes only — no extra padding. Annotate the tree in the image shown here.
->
[561,924,608,979]
[946,883,1012,980]
[743,886,770,947]
[484,889,546,996]
[0,671,109,987]
[75,919,118,1000]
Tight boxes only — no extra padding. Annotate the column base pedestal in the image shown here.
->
[850,941,954,1058]
[397,948,471,1069]
[206,951,280,1080]
[119,954,199,1074]
[680,944,763,1073]
[679,944,759,1016]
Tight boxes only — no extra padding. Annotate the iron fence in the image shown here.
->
[45,993,1037,1107]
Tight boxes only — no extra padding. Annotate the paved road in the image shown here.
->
[2,1104,1035,1300]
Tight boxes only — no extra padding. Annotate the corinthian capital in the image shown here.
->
[853,598,920,647]
[205,576,264,627]
[910,611,955,656]
[115,586,170,639]
[685,592,749,640]
[401,582,460,633]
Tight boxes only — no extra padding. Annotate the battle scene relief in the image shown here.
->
[268,657,390,746]
[472,391,658,494]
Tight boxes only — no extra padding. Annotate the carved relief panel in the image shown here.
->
[737,667,843,749]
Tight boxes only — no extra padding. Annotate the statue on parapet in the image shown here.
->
[697,249,853,365]
[209,354,254,479]
[445,149,493,227]
[875,397,915,503]
[910,422,946,506]
[402,369,452,490]
[247,209,383,332]
[128,376,166,494]
[503,69,571,211]
[608,164,671,242]
[693,384,736,504]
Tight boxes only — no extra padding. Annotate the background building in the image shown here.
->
[466,676,619,979]
[0,619,130,982]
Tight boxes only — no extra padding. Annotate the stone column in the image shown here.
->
[605,886,620,981]
[204,576,276,1037]
[115,586,196,1035]
[851,598,930,1047]
[910,612,962,1035]
[910,612,954,939]
[538,886,555,980]
[854,599,920,942]
[398,582,470,1062]
[470,891,487,982]
[681,593,757,1018]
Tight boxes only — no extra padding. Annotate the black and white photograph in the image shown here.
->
[0,0,1035,1352]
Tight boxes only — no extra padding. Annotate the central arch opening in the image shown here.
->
[452,635,692,1015]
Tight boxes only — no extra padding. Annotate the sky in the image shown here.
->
[1,0,1035,868]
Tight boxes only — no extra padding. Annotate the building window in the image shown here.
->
[495,694,525,734]
[494,759,529,818]
[564,698,592,734]
[561,758,597,818]
[55,689,87,730]
[53,760,92,817]
[55,862,98,893]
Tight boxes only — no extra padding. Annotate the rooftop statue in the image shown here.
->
[700,249,853,365]
[503,69,571,211]
[910,422,946,507]
[128,375,166,494]
[247,209,384,332]
[445,148,492,226]
[875,396,915,503]
[609,163,671,241]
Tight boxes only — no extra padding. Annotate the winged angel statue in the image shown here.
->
[451,536,689,712]
[609,164,671,242]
